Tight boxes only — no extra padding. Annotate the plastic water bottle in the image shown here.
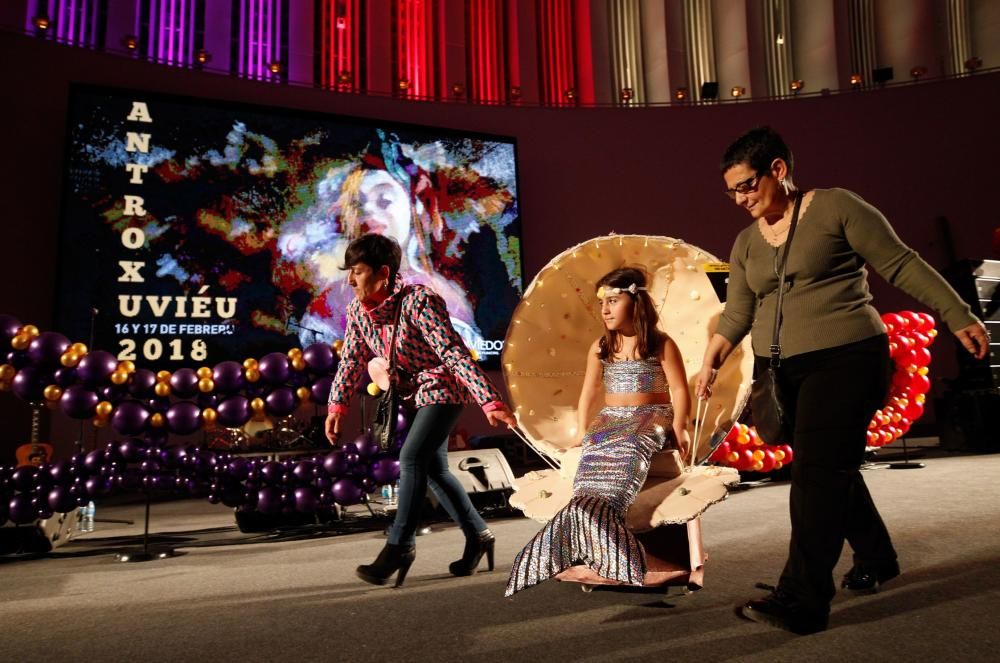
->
[381,484,396,506]
[81,501,95,533]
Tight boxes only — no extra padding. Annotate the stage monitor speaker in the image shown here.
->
[0,508,79,555]
[700,82,719,100]
[872,67,894,84]
[429,449,516,513]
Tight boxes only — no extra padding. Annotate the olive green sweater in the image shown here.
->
[716,188,977,358]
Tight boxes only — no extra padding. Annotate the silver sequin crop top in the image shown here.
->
[602,358,668,394]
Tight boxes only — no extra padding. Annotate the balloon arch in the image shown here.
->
[0,310,937,526]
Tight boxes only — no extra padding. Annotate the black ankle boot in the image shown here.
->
[448,529,496,576]
[356,543,416,588]
[841,560,900,594]
[739,587,829,635]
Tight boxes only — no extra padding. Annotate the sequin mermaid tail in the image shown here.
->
[505,404,672,597]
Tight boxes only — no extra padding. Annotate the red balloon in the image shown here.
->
[909,373,931,394]
[866,430,878,446]
[904,401,925,421]
[759,450,776,472]
[896,349,918,369]
[712,441,732,462]
[912,347,931,367]
[917,313,935,333]
[780,445,793,464]
[911,332,930,349]
[737,449,754,470]
[882,312,905,334]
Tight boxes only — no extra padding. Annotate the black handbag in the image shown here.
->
[371,288,409,451]
[750,192,803,446]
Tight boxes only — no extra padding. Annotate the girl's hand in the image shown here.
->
[674,427,692,461]
[325,411,343,445]
[694,365,718,400]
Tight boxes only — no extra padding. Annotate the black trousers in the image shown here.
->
[756,334,897,613]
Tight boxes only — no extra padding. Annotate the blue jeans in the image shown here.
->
[387,403,488,546]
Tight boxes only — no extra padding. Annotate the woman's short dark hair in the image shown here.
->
[340,233,402,281]
[720,126,794,176]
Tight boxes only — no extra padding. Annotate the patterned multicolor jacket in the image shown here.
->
[327,279,504,414]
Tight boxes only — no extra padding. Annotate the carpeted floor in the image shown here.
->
[1,452,998,662]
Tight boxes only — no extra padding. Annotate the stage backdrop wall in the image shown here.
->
[2,31,999,454]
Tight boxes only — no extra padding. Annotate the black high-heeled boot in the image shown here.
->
[356,543,417,587]
[449,529,496,576]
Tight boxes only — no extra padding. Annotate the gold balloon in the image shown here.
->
[20,325,40,339]
[296,386,311,402]
[154,382,171,397]
[0,364,14,381]
[43,385,63,401]
[118,360,136,374]
[0,381,10,392]
[197,377,215,393]
[251,397,265,412]
[70,342,88,355]
[291,356,306,372]
[196,366,213,380]
[92,415,108,428]
[11,334,30,350]
[243,358,259,371]
[60,351,81,367]
[245,368,261,383]
[156,370,172,382]
[332,339,344,355]
[367,382,383,397]
[287,348,303,360]
[111,370,129,385]
[96,400,114,418]
[150,413,165,428]
[202,407,218,425]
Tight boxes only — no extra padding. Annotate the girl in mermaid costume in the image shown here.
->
[506,266,693,596]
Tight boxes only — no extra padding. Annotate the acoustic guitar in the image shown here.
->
[16,405,54,468]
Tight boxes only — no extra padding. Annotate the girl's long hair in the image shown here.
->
[596,267,667,361]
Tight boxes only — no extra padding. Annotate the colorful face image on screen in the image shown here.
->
[55,86,523,369]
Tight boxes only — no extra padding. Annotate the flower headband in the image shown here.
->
[596,284,646,299]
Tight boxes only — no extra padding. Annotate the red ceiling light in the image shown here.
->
[674,87,688,102]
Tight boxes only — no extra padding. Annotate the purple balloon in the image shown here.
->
[163,447,189,470]
[212,361,245,394]
[12,365,50,402]
[49,460,73,486]
[197,392,219,409]
[217,396,251,427]
[12,467,38,492]
[27,332,71,368]
[303,343,335,374]
[76,350,118,386]
[354,433,380,459]
[257,486,282,514]
[117,439,147,463]
[258,352,291,385]
[166,401,202,435]
[260,461,283,484]
[59,385,99,419]
[146,397,171,414]
[331,478,364,506]
[98,384,128,404]
[322,451,348,477]
[169,368,200,398]
[128,369,157,397]
[292,461,317,483]
[48,486,77,513]
[264,387,296,417]
[360,477,377,494]
[85,476,111,497]
[340,442,359,456]
[226,458,250,480]
[396,410,410,433]
[9,494,36,524]
[7,350,30,369]
[0,314,22,340]
[294,486,318,512]
[111,401,150,436]
[53,367,79,388]
[33,498,54,521]
[83,450,106,473]
[310,375,334,404]
[369,458,401,484]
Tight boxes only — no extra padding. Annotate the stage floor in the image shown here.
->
[2,452,999,662]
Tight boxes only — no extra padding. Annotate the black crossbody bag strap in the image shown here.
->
[769,192,804,369]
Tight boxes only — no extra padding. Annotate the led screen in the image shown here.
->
[56,85,523,369]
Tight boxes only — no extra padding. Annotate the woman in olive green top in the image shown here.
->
[695,127,989,635]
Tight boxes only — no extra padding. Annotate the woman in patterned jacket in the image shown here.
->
[326,233,517,587]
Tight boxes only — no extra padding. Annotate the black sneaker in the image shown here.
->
[739,588,829,635]
[841,560,900,594]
